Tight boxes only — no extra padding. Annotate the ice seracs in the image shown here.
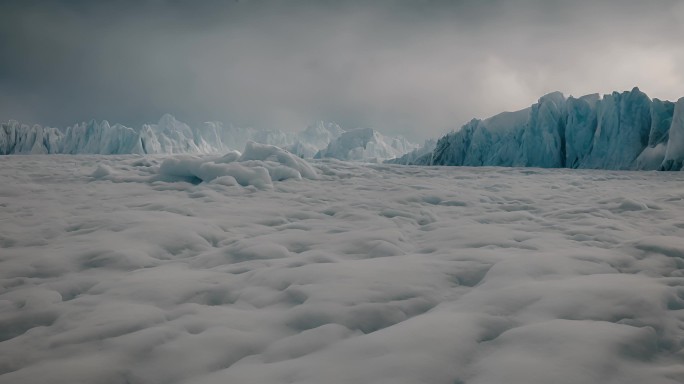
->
[1,116,417,161]
[385,139,437,165]
[0,120,62,154]
[286,121,344,158]
[581,88,651,169]
[564,94,599,168]
[314,127,419,162]
[405,88,684,170]
[661,97,684,171]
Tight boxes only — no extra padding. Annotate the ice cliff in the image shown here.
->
[405,88,684,171]
[2,115,217,155]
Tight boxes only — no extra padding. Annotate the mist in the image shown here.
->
[1,0,683,140]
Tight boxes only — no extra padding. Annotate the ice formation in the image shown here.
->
[314,127,419,161]
[661,98,684,171]
[0,116,416,161]
[384,139,435,165]
[287,121,345,158]
[406,88,684,170]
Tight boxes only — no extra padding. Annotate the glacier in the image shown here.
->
[314,127,419,162]
[404,88,684,171]
[385,138,437,165]
[2,115,218,155]
[0,114,418,160]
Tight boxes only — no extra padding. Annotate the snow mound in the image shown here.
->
[239,141,318,179]
[90,164,116,179]
[157,143,317,188]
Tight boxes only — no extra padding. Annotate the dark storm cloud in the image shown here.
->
[1,0,683,140]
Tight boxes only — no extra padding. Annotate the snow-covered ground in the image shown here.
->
[1,154,683,384]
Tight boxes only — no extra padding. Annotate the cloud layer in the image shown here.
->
[1,0,683,139]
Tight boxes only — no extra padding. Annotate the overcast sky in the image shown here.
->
[1,0,683,140]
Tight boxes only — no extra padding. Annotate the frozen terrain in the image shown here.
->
[1,153,684,384]
[407,88,684,171]
[0,116,417,161]
[315,128,419,162]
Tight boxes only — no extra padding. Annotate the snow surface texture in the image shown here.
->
[407,88,684,171]
[1,155,684,384]
[0,116,416,161]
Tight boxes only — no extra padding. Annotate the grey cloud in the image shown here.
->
[1,0,683,140]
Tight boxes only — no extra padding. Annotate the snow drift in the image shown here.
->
[156,142,318,189]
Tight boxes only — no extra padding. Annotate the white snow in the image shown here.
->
[1,155,683,384]
[157,142,317,189]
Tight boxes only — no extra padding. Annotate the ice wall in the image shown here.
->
[414,88,684,171]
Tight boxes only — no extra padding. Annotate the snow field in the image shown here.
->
[0,154,683,383]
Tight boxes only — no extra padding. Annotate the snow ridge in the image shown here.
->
[406,88,684,170]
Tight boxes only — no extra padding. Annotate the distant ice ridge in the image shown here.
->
[385,139,437,165]
[1,114,296,156]
[314,127,419,162]
[0,115,417,161]
[1,115,231,155]
[402,88,684,170]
